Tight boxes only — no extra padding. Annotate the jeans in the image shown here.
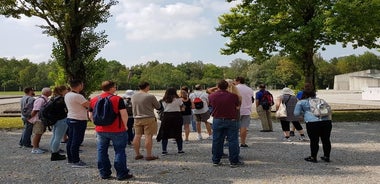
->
[66,118,87,163]
[97,131,130,179]
[212,118,240,164]
[50,118,68,153]
[162,138,183,152]
[126,118,135,144]
[306,120,332,158]
[19,117,33,146]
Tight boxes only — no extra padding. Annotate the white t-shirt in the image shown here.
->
[189,90,209,114]
[236,84,254,115]
[64,92,88,120]
[163,98,183,112]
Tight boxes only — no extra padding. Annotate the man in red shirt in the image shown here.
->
[89,81,133,181]
[209,80,243,168]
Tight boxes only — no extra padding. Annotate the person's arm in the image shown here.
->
[294,101,302,116]
[275,96,282,111]
[119,109,129,130]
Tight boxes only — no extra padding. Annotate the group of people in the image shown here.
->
[18,77,332,180]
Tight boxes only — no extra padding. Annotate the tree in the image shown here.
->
[1,0,117,97]
[217,0,380,88]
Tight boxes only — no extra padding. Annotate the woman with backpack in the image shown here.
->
[275,87,307,142]
[294,88,332,163]
[49,85,70,161]
[156,87,185,155]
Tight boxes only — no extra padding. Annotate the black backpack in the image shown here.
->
[93,95,118,126]
[39,96,65,128]
[193,94,204,109]
[22,97,35,118]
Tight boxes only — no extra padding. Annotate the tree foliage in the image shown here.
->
[1,0,118,97]
[218,0,380,87]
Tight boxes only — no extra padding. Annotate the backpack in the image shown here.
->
[22,97,35,118]
[193,94,204,109]
[39,97,57,128]
[309,98,332,118]
[124,98,133,116]
[93,95,118,126]
[260,91,274,110]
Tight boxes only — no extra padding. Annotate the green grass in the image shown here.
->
[0,117,95,129]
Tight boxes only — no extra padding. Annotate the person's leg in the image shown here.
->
[292,121,306,140]
[32,121,45,150]
[32,134,42,149]
[111,131,130,179]
[126,118,134,144]
[266,110,273,131]
[184,123,190,141]
[320,121,332,158]
[280,120,291,139]
[97,132,112,179]
[66,120,73,163]
[227,120,240,164]
[161,139,168,153]
[176,137,183,152]
[211,118,224,164]
[133,134,142,156]
[132,119,143,157]
[205,121,213,137]
[70,121,87,163]
[239,115,250,145]
[306,122,319,159]
[50,119,68,153]
[257,106,270,131]
[145,134,154,157]
[20,118,33,147]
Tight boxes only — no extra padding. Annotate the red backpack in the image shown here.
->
[260,91,274,110]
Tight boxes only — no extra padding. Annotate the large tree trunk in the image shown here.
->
[302,49,316,89]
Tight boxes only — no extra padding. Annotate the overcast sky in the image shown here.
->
[0,0,379,67]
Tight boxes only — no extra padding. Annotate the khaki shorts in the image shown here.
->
[195,112,210,122]
[134,117,158,135]
[32,121,46,134]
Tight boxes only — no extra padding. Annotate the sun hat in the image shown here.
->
[123,90,135,98]
[281,87,294,95]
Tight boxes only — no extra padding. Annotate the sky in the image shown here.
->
[0,0,379,67]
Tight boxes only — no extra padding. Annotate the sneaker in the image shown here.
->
[213,162,222,166]
[31,148,45,154]
[178,150,185,154]
[289,131,295,136]
[320,156,330,162]
[197,134,203,140]
[299,136,309,141]
[240,144,248,148]
[22,144,33,148]
[206,136,213,140]
[304,156,317,163]
[230,161,244,168]
[117,173,133,181]
[282,137,292,142]
[72,160,88,168]
[161,151,168,156]
[184,140,190,144]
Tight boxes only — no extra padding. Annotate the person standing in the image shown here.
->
[64,79,90,167]
[234,77,254,147]
[275,87,307,142]
[19,87,35,148]
[29,87,52,154]
[255,84,274,132]
[180,89,192,142]
[123,90,135,145]
[89,81,133,180]
[189,84,212,140]
[209,80,243,167]
[132,82,161,161]
[156,87,185,155]
[294,88,332,163]
[49,85,70,161]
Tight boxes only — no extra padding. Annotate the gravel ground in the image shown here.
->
[0,120,379,184]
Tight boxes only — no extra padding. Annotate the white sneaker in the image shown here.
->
[299,136,309,141]
[206,136,213,140]
[282,137,292,142]
[197,134,203,140]
[31,148,45,154]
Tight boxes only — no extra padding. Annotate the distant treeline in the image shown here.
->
[1,51,379,91]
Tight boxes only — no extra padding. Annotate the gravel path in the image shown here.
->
[0,120,379,184]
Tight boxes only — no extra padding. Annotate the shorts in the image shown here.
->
[134,117,158,135]
[182,115,191,124]
[32,121,46,134]
[240,115,251,128]
[194,112,210,122]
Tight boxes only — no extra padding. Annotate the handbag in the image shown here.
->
[276,95,291,118]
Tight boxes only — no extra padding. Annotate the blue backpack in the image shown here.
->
[93,95,118,126]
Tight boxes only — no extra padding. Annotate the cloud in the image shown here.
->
[135,50,192,64]
[115,1,214,41]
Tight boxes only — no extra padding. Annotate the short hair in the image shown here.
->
[23,87,34,94]
[41,87,51,95]
[235,76,245,84]
[195,84,202,90]
[101,80,116,91]
[53,85,69,96]
[181,86,189,93]
[69,79,83,88]
[217,80,229,90]
[138,82,150,90]
[259,84,266,89]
